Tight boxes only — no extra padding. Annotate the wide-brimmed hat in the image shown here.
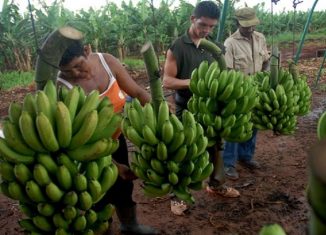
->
[235,7,260,27]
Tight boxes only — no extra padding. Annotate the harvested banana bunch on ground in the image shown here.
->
[0,80,120,234]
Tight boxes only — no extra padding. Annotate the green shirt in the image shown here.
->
[169,31,216,106]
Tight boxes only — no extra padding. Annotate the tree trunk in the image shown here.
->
[13,48,23,70]
[118,46,123,62]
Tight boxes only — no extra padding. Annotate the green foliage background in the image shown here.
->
[0,0,325,73]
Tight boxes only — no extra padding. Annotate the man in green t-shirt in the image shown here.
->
[163,1,240,208]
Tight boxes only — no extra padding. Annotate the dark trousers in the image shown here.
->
[223,129,258,167]
[175,103,187,118]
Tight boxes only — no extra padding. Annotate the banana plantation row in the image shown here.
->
[1,0,326,71]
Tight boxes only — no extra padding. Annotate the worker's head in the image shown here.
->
[190,1,220,38]
[59,41,91,80]
[235,7,260,38]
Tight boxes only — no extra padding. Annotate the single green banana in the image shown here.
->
[69,110,98,149]
[3,119,35,155]
[56,165,72,190]
[32,215,53,232]
[36,90,55,126]
[88,105,114,143]
[57,153,78,175]
[25,180,47,203]
[63,191,78,206]
[0,138,34,164]
[66,138,109,162]
[33,164,51,186]
[45,182,64,202]
[19,111,46,153]
[72,89,100,134]
[22,93,37,119]
[9,181,31,202]
[36,112,59,152]
[78,191,93,210]
[37,202,55,217]
[43,80,57,109]
[36,153,58,175]
[8,102,22,127]
[55,101,72,148]
[64,86,80,122]
[85,161,99,180]
[0,161,15,181]
[143,102,157,133]
[74,173,88,192]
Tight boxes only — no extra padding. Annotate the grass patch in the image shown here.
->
[123,55,166,70]
[266,30,326,46]
[123,58,145,70]
[0,71,35,90]
[0,55,166,90]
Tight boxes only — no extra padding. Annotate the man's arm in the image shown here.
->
[224,39,235,70]
[106,54,151,105]
[113,159,137,181]
[163,49,190,90]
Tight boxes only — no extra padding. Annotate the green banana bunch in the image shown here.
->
[252,66,308,135]
[292,76,311,116]
[0,80,121,234]
[188,60,257,144]
[288,60,311,116]
[122,99,213,204]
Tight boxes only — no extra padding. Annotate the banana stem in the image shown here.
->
[288,59,299,80]
[209,143,226,184]
[197,39,226,71]
[308,139,326,235]
[34,26,84,90]
[140,42,164,113]
[270,45,279,89]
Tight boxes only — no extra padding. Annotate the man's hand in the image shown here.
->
[116,162,137,181]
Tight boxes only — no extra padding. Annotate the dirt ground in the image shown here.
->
[0,44,325,235]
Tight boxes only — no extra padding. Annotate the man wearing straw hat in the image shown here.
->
[223,7,270,180]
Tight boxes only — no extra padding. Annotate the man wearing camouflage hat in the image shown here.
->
[223,7,270,180]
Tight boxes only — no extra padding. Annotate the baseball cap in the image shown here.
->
[235,7,260,27]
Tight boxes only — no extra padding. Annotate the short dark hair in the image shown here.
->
[59,40,85,66]
[193,1,220,20]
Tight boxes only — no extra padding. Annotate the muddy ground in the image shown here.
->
[0,44,325,235]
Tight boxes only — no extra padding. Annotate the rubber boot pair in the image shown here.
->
[115,205,159,235]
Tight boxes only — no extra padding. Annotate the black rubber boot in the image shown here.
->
[116,205,159,235]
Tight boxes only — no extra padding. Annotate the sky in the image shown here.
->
[2,0,326,13]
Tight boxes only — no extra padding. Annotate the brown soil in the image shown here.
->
[0,45,325,235]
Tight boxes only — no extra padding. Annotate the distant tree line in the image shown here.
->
[0,0,325,71]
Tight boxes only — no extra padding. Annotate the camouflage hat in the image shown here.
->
[235,7,260,27]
